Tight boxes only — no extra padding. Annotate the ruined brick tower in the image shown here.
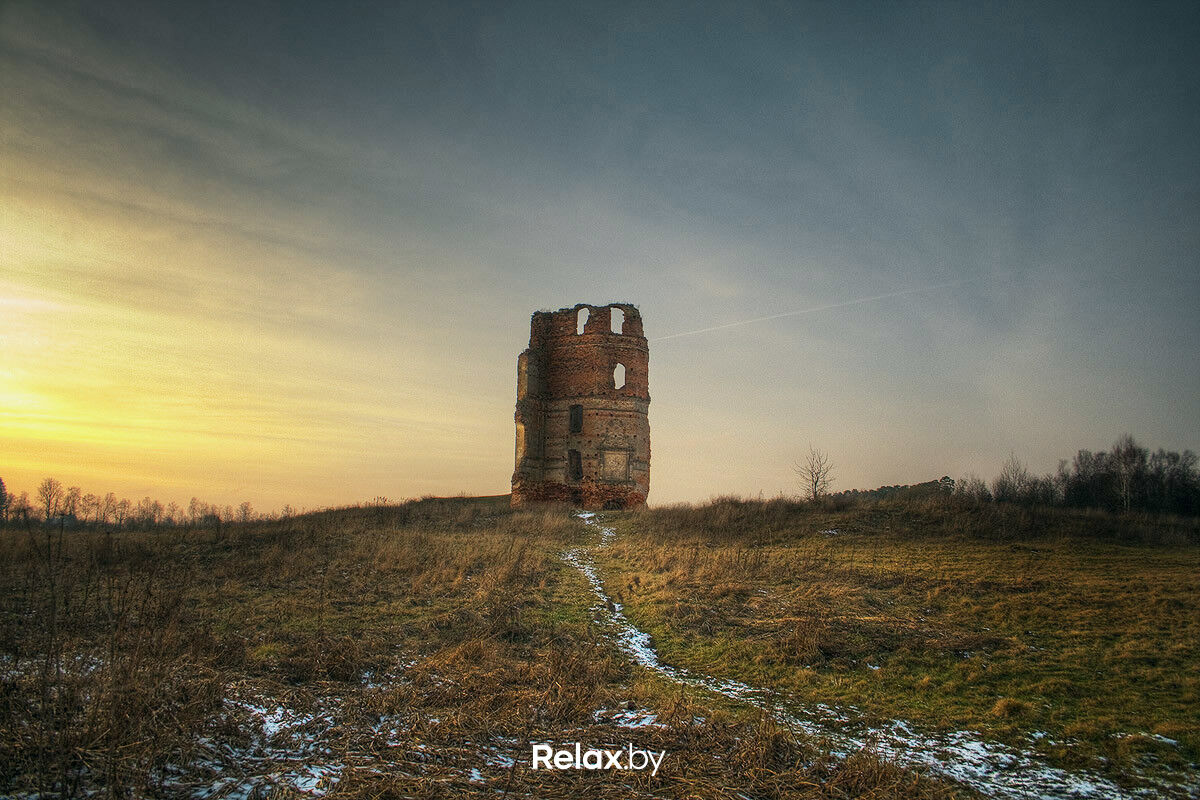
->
[511,303,650,509]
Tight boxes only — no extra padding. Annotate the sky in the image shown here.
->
[2,1,1198,511]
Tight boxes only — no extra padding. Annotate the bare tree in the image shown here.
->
[114,498,130,528]
[62,486,82,520]
[80,493,99,524]
[954,473,992,503]
[0,476,8,523]
[1111,433,1147,513]
[794,445,835,501]
[135,496,155,527]
[100,492,117,525]
[37,477,63,522]
[130,497,164,527]
[11,491,31,524]
[992,453,1031,503]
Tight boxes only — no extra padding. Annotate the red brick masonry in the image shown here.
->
[511,303,650,510]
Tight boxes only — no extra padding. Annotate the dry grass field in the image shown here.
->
[1,496,965,799]
[600,497,1200,796]
[1,494,1197,798]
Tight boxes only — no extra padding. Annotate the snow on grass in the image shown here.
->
[482,747,517,769]
[161,687,346,798]
[593,706,666,728]
[569,512,1200,800]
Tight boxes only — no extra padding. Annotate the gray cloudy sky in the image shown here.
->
[2,1,1197,508]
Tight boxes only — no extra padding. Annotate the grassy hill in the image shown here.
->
[1,495,1195,798]
[603,497,1199,790]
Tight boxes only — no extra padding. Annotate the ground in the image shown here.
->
[596,498,1200,797]
[0,496,1196,798]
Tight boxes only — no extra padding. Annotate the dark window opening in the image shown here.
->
[569,404,583,433]
[568,449,582,481]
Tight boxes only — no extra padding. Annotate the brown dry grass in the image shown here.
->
[600,496,1200,788]
[0,496,970,799]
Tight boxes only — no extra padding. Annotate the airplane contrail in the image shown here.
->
[652,278,972,341]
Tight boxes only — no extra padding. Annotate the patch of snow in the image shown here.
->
[1113,732,1181,748]
[594,706,665,728]
[161,688,347,798]
[483,749,515,769]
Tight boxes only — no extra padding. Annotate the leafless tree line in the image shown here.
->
[0,476,297,529]
[954,434,1200,516]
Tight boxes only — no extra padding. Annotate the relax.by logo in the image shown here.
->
[531,743,666,777]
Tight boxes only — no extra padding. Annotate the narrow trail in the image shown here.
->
[565,512,1194,800]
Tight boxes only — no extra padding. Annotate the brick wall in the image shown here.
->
[512,303,650,510]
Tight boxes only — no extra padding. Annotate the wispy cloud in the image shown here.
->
[2,1,1196,507]
[653,278,979,341]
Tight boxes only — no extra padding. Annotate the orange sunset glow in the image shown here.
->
[3,1,1197,514]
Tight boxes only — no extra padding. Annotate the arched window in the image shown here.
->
[613,363,626,390]
[576,307,589,335]
[611,306,624,334]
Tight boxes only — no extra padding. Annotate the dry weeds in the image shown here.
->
[0,496,971,798]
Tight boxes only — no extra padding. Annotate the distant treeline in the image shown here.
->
[962,435,1198,516]
[828,435,1199,517]
[0,476,282,529]
[827,477,957,504]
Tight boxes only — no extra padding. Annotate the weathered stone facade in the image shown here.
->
[511,303,650,509]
